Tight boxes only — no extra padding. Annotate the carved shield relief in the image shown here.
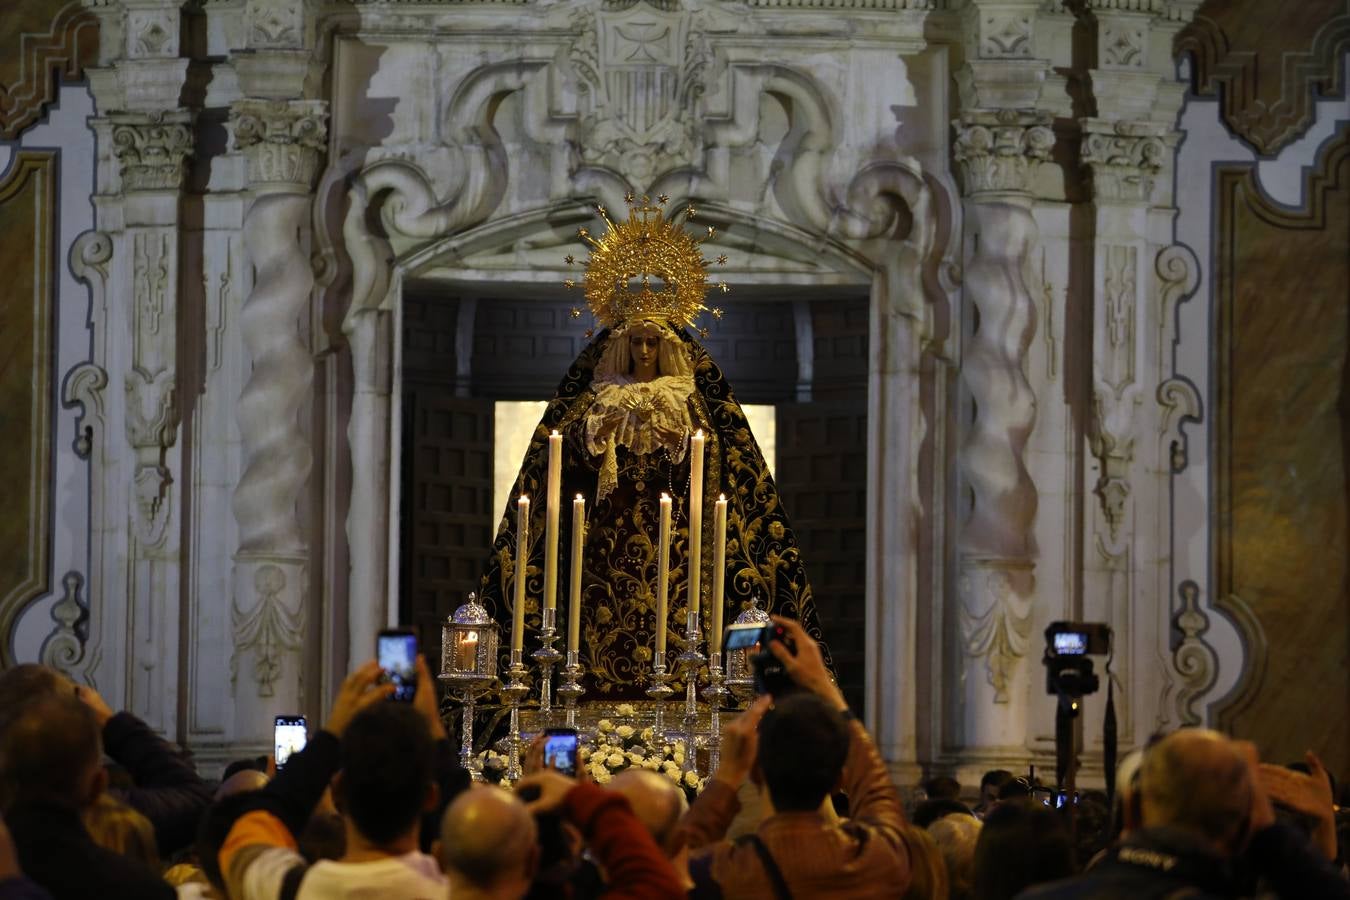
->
[569,2,708,182]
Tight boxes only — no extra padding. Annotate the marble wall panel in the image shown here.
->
[0,151,56,661]
[1212,132,1350,772]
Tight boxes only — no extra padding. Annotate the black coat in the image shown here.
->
[102,712,213,857]
[6,800,173,900]
[1019,824,1350,900]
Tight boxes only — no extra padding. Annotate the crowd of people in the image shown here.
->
[0,618,1345,899]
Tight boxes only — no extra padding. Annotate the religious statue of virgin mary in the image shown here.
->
[476,197,831,699]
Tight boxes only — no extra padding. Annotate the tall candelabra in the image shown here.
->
[675,606,706,774]
[646,657,675,736]
[557,649,586,729]
[532,607,563,724]
[500,649,530,782]
[702,652,729,775]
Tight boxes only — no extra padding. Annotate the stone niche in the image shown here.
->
[326,0,958,777]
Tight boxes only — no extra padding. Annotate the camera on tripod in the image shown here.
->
[1043,621,1110,710]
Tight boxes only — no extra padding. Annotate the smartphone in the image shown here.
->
[274,715,307,770]
[723,622,764,652]
[377,629,418,702]
[543,727,579,778]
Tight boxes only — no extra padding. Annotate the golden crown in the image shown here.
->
[565,193,728,338]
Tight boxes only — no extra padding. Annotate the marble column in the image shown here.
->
[227,97,327,742]
[953,110,1052,747]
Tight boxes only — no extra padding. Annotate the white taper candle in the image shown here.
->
[711,493,727,657]
[656,493,672,659]
[568,494,585,653]
[512,495,530,653]
[687,430,705,622]
[544,431,562,611]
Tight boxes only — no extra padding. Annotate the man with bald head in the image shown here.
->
[439,770,682,899]
[1020,729,1349,899]
[439,785,539,898]
[607,769,692,890]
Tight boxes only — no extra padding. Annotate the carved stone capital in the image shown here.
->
[109,112,193,192]
[953,111,1054,196]
[229,99,328,188]
[1081,120,1169,203]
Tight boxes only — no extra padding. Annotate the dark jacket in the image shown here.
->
[6,800,173,900]
[1019,824,1350,900]
[103,711,213,857]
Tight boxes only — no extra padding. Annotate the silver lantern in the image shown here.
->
[439,594,499,777]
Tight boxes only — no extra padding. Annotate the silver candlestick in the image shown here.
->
[500,650,530,782]
[556,649,586,729]
[675,607,706,774]
[532,607,563,724]
[646,658,675,737]
[702,653,729,775]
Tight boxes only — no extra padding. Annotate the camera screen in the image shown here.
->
[274,717,307,770]
[543,731,578,777]
[1053,632,1087,655]
[378,633,418,701]
[724,624,762,651]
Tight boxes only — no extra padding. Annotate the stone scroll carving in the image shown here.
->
[1172,580,1217,725]
[39,572,89,674]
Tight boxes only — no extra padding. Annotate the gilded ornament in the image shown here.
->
[565,194,724,331]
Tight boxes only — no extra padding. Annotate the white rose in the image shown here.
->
[598,719,615,733]
[615,724,635,740]
[642,758,661,770]
[684,771,701,788]
[662,760,679,773]
[673,753,685,765]
[664,768,682,784]
[615,703,637,717]
[595,770,613,785]
[640,727,654,742]
[606,752,625,768]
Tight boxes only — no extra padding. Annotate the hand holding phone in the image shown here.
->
[274,715,307,770]
[377,629,418,702]
[542,728,579,778]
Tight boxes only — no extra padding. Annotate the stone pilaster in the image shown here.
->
[78,0,194,728]
[1076,0,1203,743]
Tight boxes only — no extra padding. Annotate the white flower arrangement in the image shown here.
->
[585,707,705,793]
[473,707,707,794]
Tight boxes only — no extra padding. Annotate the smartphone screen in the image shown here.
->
[274,715,307,770]
[378,630,418,702]
[543,728,579,778]
[723,623,763,651]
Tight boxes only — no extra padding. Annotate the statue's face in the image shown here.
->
[629,324,661,381]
